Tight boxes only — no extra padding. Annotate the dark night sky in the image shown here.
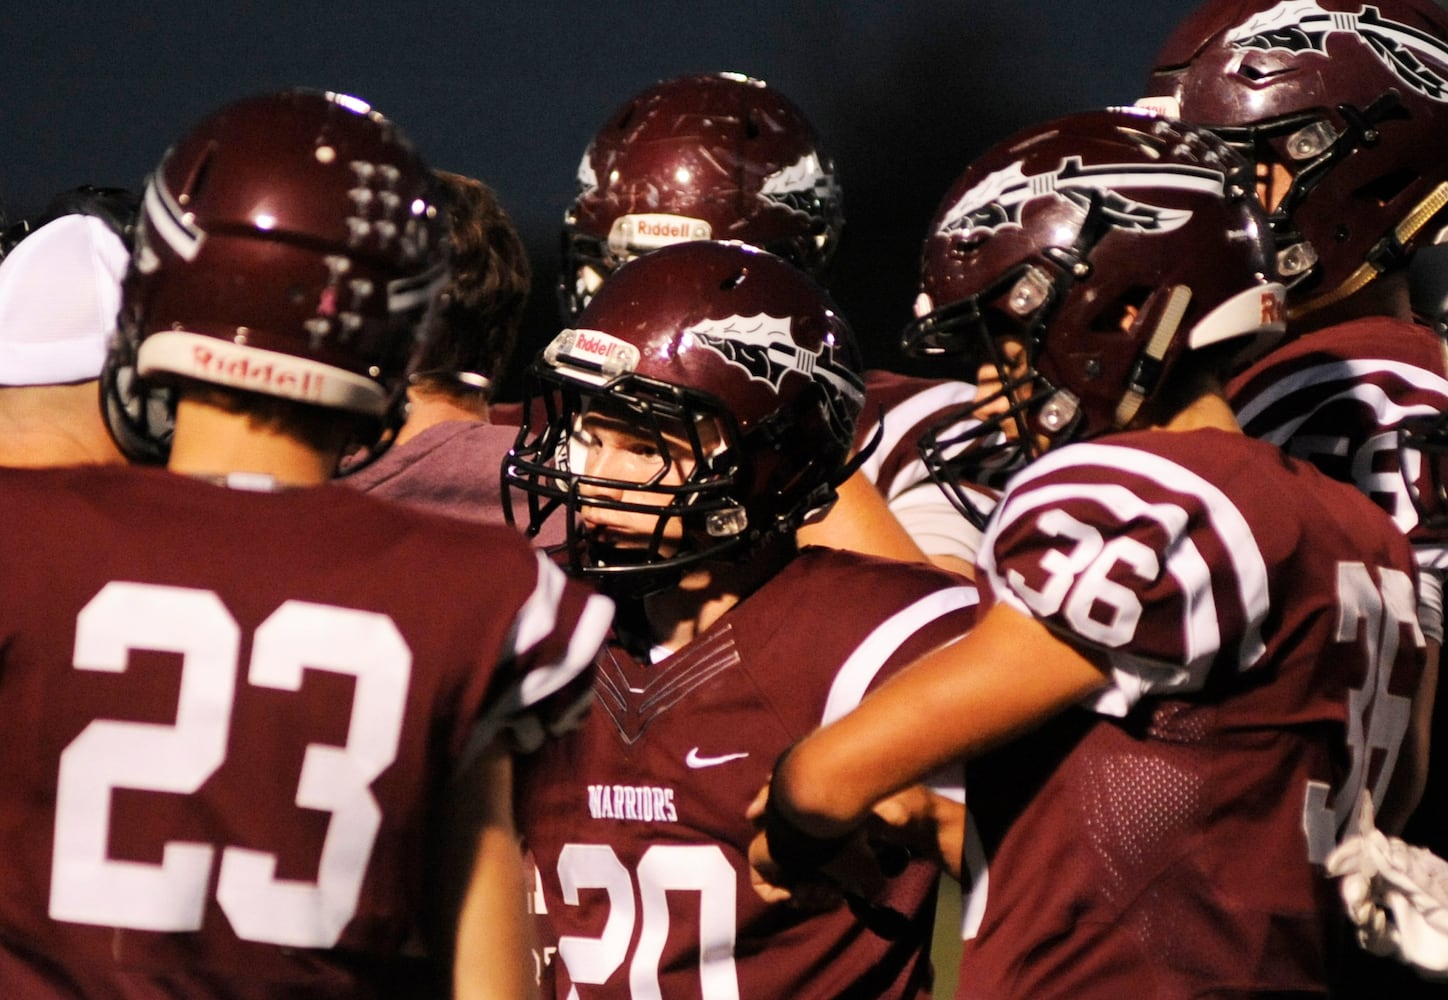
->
[1,2,1224,396]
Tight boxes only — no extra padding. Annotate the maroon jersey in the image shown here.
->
[516,548,978,999]
[1227,316,1448,574]
[342,420,564,547]
[0,464,612,999]
[957,430,1424,998]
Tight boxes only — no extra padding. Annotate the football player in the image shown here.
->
[556,70,979,577]
[1140,0,1448,837]
[0,90,612,999]
[503,240,979,998]
[341,169,547,531]
[1140,3,1448,991]
[0,186,137,466]
[750,108,1424,998]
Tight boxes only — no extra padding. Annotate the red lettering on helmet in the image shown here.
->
[636,219,688,239]
[574,331,618,359]
[188,343,324,400]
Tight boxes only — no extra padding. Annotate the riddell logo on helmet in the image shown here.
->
[612,214,712,252]
[188,344,326,401]
[636,219,693,239]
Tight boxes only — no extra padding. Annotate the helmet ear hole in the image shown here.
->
[1087,287,1153,336]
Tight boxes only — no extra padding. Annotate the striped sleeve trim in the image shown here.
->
[819,585,979,726]
[983,443,1270,689]
[1235,358,1448,437]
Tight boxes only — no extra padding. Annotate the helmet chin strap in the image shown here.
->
[1114,284,1193,429]
[1288,183,1448,322]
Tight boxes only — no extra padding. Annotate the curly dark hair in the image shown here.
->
[412,170,531,397]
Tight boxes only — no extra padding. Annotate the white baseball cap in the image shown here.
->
[0,214,129,385]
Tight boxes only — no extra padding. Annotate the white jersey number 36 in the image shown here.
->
[49,581,411,948]
[1303,562,1421,863]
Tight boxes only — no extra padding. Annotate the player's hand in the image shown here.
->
[1326,793,1448,978]
[745,783,884,909]
[867,785,966,881]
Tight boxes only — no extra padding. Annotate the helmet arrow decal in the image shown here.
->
[1228,1,1448,101]
[690,313,863,440]
[938,157,1225,242]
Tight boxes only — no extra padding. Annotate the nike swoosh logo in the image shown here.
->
[685,747,751,769]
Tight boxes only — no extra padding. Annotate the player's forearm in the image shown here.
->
[765,603,1109,869]
[452,751,540,1000]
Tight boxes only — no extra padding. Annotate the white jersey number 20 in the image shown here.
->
[554,842,740,1000]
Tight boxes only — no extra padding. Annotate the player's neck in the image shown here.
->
[641,543,792,654]
[167,397,340,487]
[1160,393,1240,435]
[0,383,126,467]
[394,385,489,448]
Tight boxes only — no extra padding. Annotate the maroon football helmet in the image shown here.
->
[902,108,1285,526]
[506,240,864,591]
[558,72,843,322]
[1141,0,1448,319]
[104,89,449,463]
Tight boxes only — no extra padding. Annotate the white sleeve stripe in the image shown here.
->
[1234,358,1448,428]
[1416,544,1448,573]
[511,551,563,659]
[991,443,1270,673]
[518,592,613,708]
[987,479,1222,681]
[861,381,977,481]
[819,585,978,726]
[1251,383,1445,449]
[509,552,613,708]
[879,457,934,498]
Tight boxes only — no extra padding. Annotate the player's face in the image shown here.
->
[1255,158,1294,214]
[571,401,703,550]
[973,337,1031,442]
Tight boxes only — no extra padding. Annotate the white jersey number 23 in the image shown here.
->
[48,581,411,948]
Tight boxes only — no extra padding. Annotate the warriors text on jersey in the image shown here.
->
[0,464,611,999]
[517,547,978,999]
[960,429,1424,998]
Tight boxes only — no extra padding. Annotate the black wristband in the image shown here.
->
[763,755,856,874]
